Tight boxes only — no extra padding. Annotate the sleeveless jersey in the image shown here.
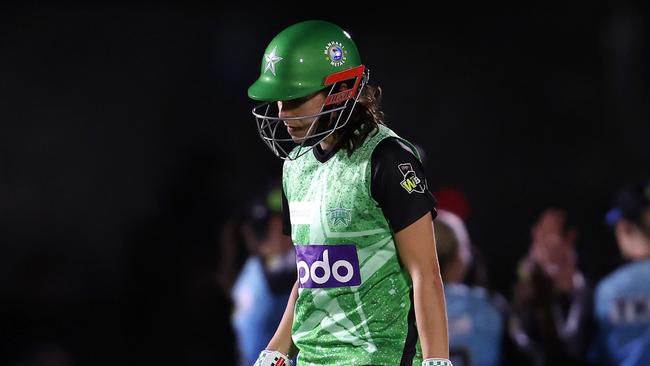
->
[283,125,424,365]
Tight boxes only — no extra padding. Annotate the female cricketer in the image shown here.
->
[247,20,451,366]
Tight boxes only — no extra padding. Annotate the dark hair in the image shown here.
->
[321,83,386,155]
[615,179,650,237]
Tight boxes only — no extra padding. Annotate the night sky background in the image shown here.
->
[1,2,648,365]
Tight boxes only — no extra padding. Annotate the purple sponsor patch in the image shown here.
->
[295,244,361,288]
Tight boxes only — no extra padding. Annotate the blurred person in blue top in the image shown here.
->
[231,184,296,365]
[434,209,508,366]
[591,178,650,366]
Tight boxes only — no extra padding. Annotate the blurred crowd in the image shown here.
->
[1,174,648,366]
[221,177,650,366]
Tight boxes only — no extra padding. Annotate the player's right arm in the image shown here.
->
[267,188,298,356]
[265,279,299,355]
[254,188,296,365]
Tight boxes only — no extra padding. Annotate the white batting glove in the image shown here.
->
[422,358,453,366]
[253,350,292,366]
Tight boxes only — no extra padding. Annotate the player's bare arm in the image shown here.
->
[395,212,450,360]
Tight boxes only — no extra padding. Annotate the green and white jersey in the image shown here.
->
[283,125,425,366]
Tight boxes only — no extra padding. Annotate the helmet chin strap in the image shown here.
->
[252,67,369,161]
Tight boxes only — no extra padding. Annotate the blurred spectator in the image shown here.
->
[590,178,650,366]
[435,186,471,222]
[434,209,509,366]
[510,208,594,366]
[216,215,250,295]
[123,173,237,366]
[433,186,490,289]
[230,184,296,365]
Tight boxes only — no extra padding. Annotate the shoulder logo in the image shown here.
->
[398,163,426,194]
[327,204,352,227]
[264,46,283,76]
[323,41,347,67]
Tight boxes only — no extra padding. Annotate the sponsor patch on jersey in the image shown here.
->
[323,41,347,67]
[295,245,361,288]
[289,201,317,225]
[398,163,426,194]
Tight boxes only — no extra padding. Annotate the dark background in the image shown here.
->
[1,2,648,365]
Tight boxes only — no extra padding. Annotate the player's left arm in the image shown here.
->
[395,211,450,360]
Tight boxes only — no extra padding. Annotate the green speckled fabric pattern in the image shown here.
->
[283,125,423,365]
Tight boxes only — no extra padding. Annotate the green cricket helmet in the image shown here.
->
[248,20,369,160]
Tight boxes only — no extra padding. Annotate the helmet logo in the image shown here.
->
[324,41,347,67]
[264,46,283,76]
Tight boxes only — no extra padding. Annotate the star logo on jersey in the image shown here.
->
[264,46,283,76]
[398,163,426,194]
[327,205,352,227]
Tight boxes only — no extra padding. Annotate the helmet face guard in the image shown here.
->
[252,65,368,160]
[248,20,367,160]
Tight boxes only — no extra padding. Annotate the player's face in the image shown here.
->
[277,91,327,143]
[615,220,650,259]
